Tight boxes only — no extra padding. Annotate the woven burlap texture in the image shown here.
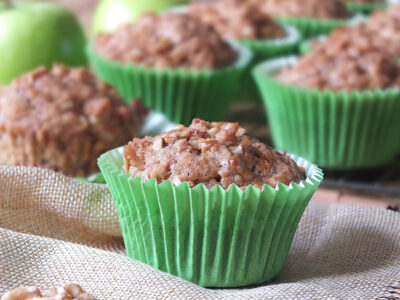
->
[0,165,399,299]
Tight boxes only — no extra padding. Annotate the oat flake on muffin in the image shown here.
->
[95,13,238,70]
[188,0,286,40]
[0,64,148,177]
[124,119,306,190]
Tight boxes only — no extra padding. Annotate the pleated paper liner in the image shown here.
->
[276,16,348,38]
[87,43,252,126]
[345,1,387,13]
[253,56,400,169]
[98,148,323,287]
[236,25,302,103]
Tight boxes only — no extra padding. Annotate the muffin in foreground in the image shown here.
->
[186,0,301,102]
[253,53,400,169]
[0,64,148,177]
[98,119,323,287]
[88,13,252,125]
[256,0,352,37]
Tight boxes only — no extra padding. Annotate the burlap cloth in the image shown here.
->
[0,164,399,299]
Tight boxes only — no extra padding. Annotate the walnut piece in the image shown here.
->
[1,284,93,300]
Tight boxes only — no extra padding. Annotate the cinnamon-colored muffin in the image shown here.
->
[188,0,286,40]
[259,0,351,19]
[0,64,148,176]
[276,50,400,91]
[124,119,306,190]
[95,13,238,70]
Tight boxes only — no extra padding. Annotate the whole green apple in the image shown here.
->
[92,0,190,35]
[0,1,87,84]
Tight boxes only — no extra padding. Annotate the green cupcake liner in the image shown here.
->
[253,56,400,169]
[276,16,349,39]
[236,25,302,103]
[98,147,322,287]
[345,1,387,14]
[87,43,252,126]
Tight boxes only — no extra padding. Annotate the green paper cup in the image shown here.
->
[276,16,349,38]
[236,25,302,102]
[87,43,252,126]
[253,56,400,169]
[345,1,387,13]
[98,147,323,287]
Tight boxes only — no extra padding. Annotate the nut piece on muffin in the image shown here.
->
[1,284,93,300]
[0,64,148,177]
[187,0,286,40]
[258,0,351,19]
[95,13,238,70]
[276,49,400,92]
[124,119,306,190]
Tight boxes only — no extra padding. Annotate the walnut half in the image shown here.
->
[1,284,93,300]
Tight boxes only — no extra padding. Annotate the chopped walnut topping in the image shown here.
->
[124,119,306,190]
[1,284,93,300]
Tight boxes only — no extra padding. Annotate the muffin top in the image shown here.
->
[259,0,350,19]
[187,0,286,40]
[276,50,400,92]
[124,119,306,190]
[0,64,148,141]
[95,13,238,69]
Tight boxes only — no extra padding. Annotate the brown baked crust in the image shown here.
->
[259,0,350,19]
[1,284,93,300]
[276,49,400,92]
[124,119,306,190]
[0,64,148,176]
[188,0,286,40]
[95,13,238,69]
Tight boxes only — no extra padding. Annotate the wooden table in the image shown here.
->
[55,0,400,210]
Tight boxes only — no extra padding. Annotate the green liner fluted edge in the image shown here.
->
[87,43,252,126]
[345,1,387,13]
[237,25,302,102]
[276,16,348,38]
[253,56,400,169]
[98,147,323,287]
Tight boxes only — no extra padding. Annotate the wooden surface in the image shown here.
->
[55,0,400,210]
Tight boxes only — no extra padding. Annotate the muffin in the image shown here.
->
[88,13,252,125]
[256,0,352,37]
[98,118,323,287]
[253,51,400,169]
[0,64,148,177]
[186,0,301,102]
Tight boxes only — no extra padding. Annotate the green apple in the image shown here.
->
[0,1,87,84]
[92,0,190,35]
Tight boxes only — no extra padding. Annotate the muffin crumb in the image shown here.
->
[1,284,93,300]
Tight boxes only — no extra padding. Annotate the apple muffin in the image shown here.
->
[187,0,286,40]
[0,64,148,176]
[276,50,400,91]
[124,119,306,190]
[259,0,351,19]
[94,13,238,70]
